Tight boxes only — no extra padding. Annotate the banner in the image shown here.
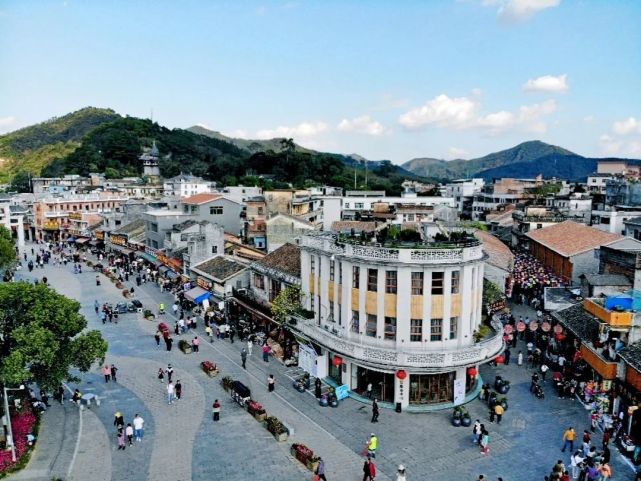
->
[453,378,465,406]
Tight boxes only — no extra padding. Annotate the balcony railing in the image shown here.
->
[301,234,483,264]
[290,316,503,372]
[580,343,618,379]
[583,298,633,327]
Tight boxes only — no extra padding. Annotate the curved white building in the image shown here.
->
[295,231,503,409]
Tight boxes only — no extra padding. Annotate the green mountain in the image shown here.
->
[186,125,316,154]
[402,141,596,180]
[0,107,120,181]
[0,108,408,194]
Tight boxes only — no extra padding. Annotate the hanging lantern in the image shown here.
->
[467,367,478,377]
[332,356,343,367]
[396,370,407,380]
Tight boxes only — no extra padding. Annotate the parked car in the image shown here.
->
[128,299,143,312]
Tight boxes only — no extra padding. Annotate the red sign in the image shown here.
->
[504,325,514,334]
[541,322,551,332]
[516,322,526,332]
[529,322,539,331]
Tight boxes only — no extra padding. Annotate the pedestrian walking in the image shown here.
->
[562,427,576,452]
[212,399,221,421]
[165,336,173,351]
[363,456,376,481]
[125,423,134,446]
[517,351,523,366]
[480,429,490,454]
[262,344,270,362]
[167,381,175,404]
[541,362,549,381]
[158,368,165,382]
[366,382,373,399]
[241,348,248,369]
[133,414,144,441]
[114,411,124,430]
[473,420,482,444]
[155,330,161,347]
[110,364,118,383]
[205,325,213,342]
[166,364,174,382]
[494,403,504,424]
[175,380,182,400]
[504,348,511,365]
[102,365,111,383]
[315,377,322,399]
[315,457,327,481]
[192,337,200,352]
[247,339,253,356]
[396,464,407,481]
[367,433,378,458]
[117,427,126,450]
[268,374,275,392]
[371,398,379,423]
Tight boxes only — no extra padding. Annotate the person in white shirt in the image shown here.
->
[167,382,175,404]
[125,423,134,446]
[133,414,144,441]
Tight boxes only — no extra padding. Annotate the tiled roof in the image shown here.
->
[475,230,514,271]
[172,220,198,232]
[182,193,222,205]
[525,221,623,257]
[253,243,301,279]
[584,273,632,287]
[331,221,379,233]
[551,303,601,341]
[193,256,246,281]
[619,342,641,372]
[113,218,146,236]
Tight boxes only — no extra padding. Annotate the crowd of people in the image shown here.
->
[509,251,565,304]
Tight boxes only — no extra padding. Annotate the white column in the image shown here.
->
[423,269,432,344]
[461,264,474,342]
[442,269,452,345]
[358,265,366,335]
[376,267,385,340]
[396,267,411,346]
[301,251,311,309]
[16,217,25,248]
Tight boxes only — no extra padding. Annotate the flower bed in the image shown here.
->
[264,416,288,442]
[178,339,192,354]
[200,360,219,377]
[290,443,320,471]
[0,409,38,473]
[221,376,234,392]
[247,400,266,421]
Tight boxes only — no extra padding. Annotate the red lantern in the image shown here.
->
[467,367,478,377]
[396,370,407,380]
[332,356,343,367]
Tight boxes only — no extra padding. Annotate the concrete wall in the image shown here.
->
[570,250,600,285]
[182,198,242,235]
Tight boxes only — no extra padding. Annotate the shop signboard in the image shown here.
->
[335,384,349,401]
[453,378,465,406]
[298,343,316,377]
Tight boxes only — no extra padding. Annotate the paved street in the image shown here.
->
[10,249,637,481]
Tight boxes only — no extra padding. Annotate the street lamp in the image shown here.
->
[3,384,25,462]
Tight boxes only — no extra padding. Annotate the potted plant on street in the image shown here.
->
[452,406,463,426]
[497,380,510,395]
[459,406,472,427]
[265,416,289,442]
[318,393,329,407]
[178,339,192,354]
[328,387,339,407]
[122,289,130,299]
[247,400,266,421]
[290,443,320,472]
[144,309,155,321]
[293,373,310,392]
[200,360,219,377]
[499,396,508,411]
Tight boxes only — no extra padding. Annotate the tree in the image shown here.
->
[271,285,302,324]
[0,226,16,272]
[0,282,108,390]
[9,171,32,193]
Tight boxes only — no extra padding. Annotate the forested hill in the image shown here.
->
[0,108,414,194]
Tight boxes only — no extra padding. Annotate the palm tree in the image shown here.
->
[279,138,296,165]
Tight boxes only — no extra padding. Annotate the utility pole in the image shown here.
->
[364,159,368,189]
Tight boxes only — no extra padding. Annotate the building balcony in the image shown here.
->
[583,298,633,327]
[290,316,503,373]
[301,233,483,265]
[580,343,618,379]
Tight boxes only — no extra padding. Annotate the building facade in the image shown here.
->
[295,231,502,409]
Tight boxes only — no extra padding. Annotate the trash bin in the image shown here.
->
[395,402,402,413]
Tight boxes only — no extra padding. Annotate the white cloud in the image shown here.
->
[523,74,568,93]
[255,121,328,140]
[599,117,641,157]
[613,117,641,136]
[448,147,469,159]
[482,0,561,22]
[583,115,594,123]
[224,129,250,139]
[0,116,17,134]
[398,94,478,130]
[398,93,556,135]
[337,115,388,136]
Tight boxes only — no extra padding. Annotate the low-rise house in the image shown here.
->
[475,230,514,292]
[190,256,249,301]
[249,243,301,309]
[266,213,314,253]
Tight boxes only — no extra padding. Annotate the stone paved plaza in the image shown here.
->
[10,248,637,481]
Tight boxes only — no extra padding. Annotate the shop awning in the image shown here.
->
[158,266,169,275]
[166,270,179,280]
[110,244,134,255]
[75,237,90,245]
[139,253,162,266]
[184,286,212,304]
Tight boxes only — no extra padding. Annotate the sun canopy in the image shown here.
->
[184,286,212,304]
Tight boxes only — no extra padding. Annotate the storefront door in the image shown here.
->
[409,372,454,404]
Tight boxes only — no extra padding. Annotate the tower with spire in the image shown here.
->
[140,140,161,183]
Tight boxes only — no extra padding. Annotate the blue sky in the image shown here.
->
[1,0,640,163]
